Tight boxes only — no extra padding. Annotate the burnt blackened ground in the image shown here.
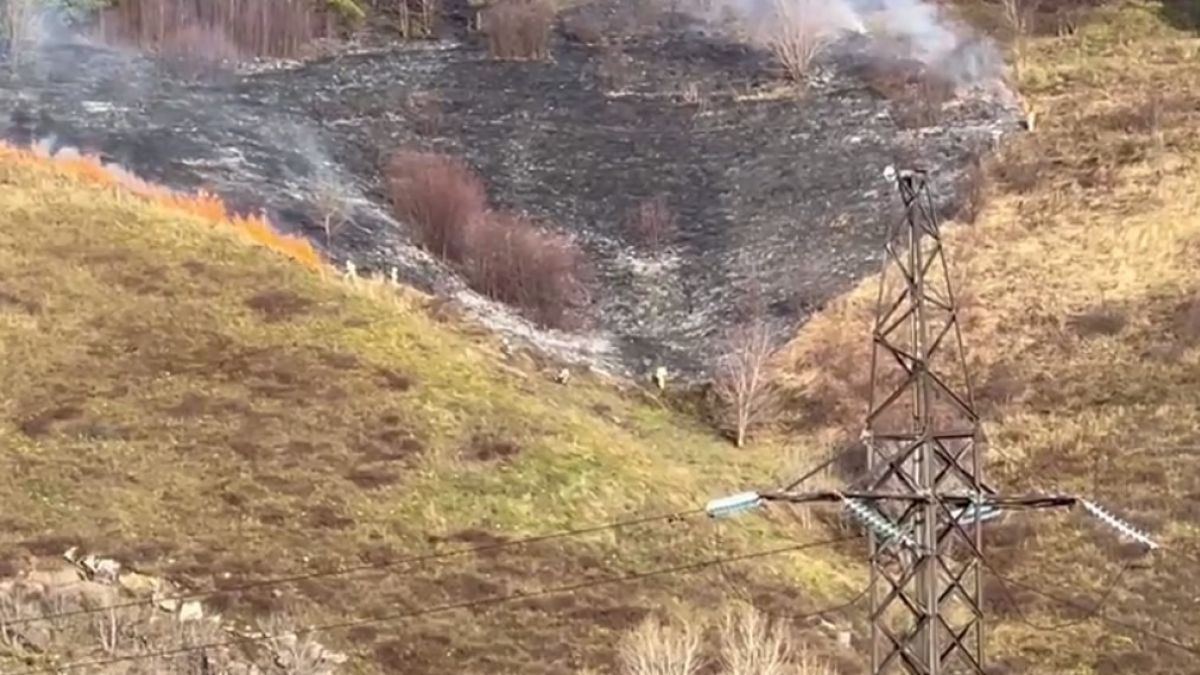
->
[0,24,1024,378]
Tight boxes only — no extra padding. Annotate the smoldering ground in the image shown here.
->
[0,0,1023,378]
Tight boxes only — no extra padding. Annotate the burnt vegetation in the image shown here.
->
[859,57,956,129]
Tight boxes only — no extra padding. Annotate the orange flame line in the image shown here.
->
[0,142,322,271]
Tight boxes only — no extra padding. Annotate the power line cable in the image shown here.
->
[781,443,859,492]
[13,536,855,674]
[5,506,705,629]
[982,559,1200,657]
[979,554,1135,631]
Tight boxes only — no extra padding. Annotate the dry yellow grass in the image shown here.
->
[780,2,1200,672]
[0,131,864,673]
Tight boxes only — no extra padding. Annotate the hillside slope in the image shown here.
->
[0,148,861,673]
[783,3,1200,673]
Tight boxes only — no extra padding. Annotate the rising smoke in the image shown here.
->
[692,0,1004,87]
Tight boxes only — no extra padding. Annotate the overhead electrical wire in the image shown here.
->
[12,536,855,675]
[982,560,1200,657]
[977,554,1136,632]
[4,506,706,629]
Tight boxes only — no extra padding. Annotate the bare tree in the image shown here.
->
[713,313,780,448]
[1002,0,1041,81]
[618,615,703,675]
[259,613,349,675]
[92,605,124,656]
[313,176,352,247]
[2,0,39,65]
[719,605,791,675]
[720,605,834,675]
[625,195,677,252]
[760,0,831,83]
[483,0,554,60]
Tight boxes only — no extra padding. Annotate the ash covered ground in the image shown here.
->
[0,13,1025,378]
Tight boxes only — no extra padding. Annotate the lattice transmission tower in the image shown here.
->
[860,169,991,675]
[703,167,1161,675]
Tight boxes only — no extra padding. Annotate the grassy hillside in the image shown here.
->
[0,147,861,673]
[783,2,1200,673]
[4,2,1199,674]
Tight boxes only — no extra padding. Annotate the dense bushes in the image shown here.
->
[387,152,487,261]
[96,0,334,60]
[385,150,589,329]
[482,0,553,60]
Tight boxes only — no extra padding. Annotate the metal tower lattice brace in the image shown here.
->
[863,169,992,675]
[701,168,1162,675]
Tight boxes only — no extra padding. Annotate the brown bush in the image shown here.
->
[561,7,607,45]
[1031,0,1112,36]
[760,0,830,82]
[625,195,676,250]
[991,151,1048,195]
[405,91,444,137]
[385,150,589,328]
[942,158,989,225]
[385,151,488,262]
[1068,303,1128,338]
[385,0,439,38]
[860,58,955,129]
[1173,296,1200,347]
[1093,93,1169,136]
[464,211,591,329]
[483,0,554,60]
[96,0,333,59]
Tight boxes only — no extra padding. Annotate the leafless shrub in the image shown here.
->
[385,150,488,262]
[598,46,634,90]
[1037,0,1107,36]
[389,0,439,38]
[92,606,124,655]
[859,57,955,128]
[759,0,830,83]
[96,0,333,60]
[561,7,606,45]
[313,176,353,247]
[483,0,554,60]
[717,604,836,674]
[618,615,703,675]
[405,91,444,136]
[1094,93,1169,152]
[625,195,677,251]
[1173,296,1200,348]
[386,150,590,328]
[464,211,591,329]
[0,585,40,651]
[1002,0,1041,78]
[150,25,243,76]
[1068,303,1128,338]
[2,0,40,62]
[942,158,989,225]
[259,613,348,674]
[713,315,781,448]
[991,149,1048,195]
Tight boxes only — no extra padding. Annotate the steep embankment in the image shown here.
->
[782,3,1200,673]
[0,146,862,673]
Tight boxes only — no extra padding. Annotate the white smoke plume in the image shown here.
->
[689,0,1003,86]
